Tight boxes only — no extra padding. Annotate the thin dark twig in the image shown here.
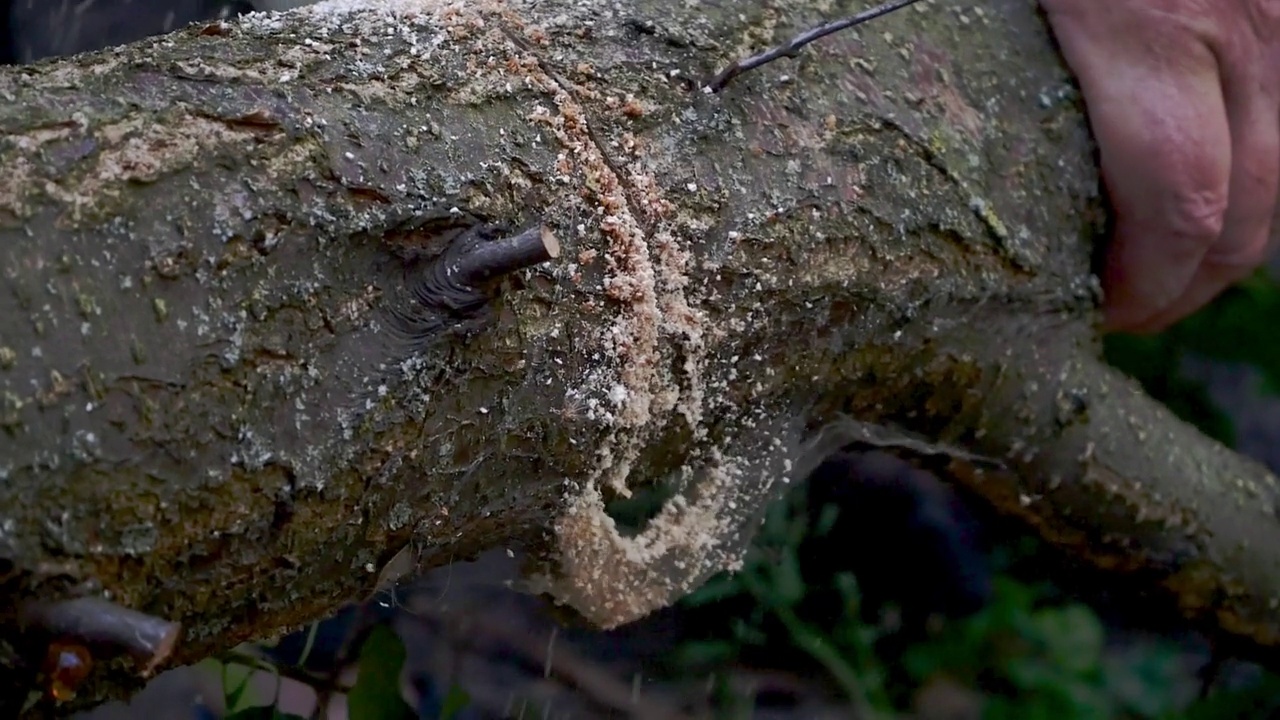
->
[705,0,924,93]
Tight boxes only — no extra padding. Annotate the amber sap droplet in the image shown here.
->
[44,641,93,702]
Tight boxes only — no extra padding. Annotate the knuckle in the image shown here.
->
[1163,185,1229,242]
[1247,0,1280,28]
[1206,228,1272,270]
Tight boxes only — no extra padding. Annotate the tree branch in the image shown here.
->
[0,0,1277,713]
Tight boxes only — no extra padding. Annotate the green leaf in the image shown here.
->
[220,661,257,713]
[730,615,769,646]
[681,573,744,607]
[223,708,272,720]
[670,639,738,669]
[769,547,806,608]
[438,684,472,720]
[813,502,842,537]
[1032,604,1104,674]
[347,624,414,720]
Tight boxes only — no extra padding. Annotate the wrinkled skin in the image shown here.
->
[1042,0,1280,333]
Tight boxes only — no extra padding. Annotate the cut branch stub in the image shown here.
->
[412,223,560,315]
[20,598,181,677]
[446,224,561,289]
[385,222,561,343]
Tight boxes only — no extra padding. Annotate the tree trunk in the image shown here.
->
[2,0,1278,711]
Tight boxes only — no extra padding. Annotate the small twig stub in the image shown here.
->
[445,224,561,290]
[381,222,561,359]
[20,597,182,676]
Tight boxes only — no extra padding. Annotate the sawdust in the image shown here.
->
[272,0,777,628]
[552,450,769,626]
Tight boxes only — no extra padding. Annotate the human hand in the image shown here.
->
[1041,0,1280,333]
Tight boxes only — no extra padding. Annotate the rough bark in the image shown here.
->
[1,0,1278,711]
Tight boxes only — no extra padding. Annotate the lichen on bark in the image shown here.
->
[1,0,1279,712]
